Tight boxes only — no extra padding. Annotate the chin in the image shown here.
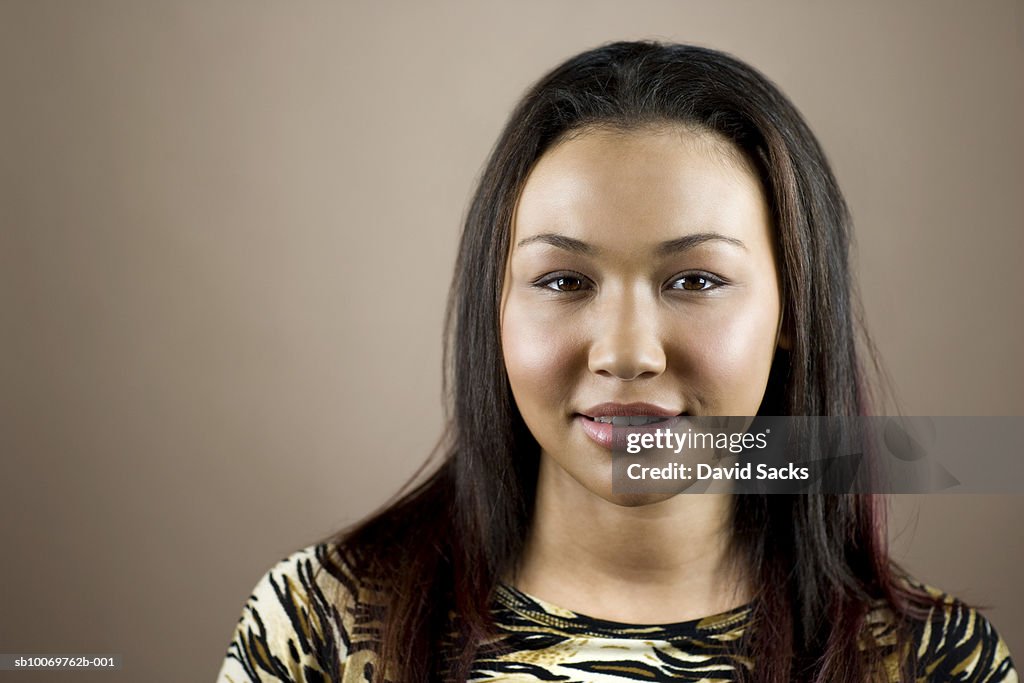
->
[606,492,680,507]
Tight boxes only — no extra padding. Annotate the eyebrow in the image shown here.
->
[516,232,747,255]
[656,233,747,255]
[516,233,596,255]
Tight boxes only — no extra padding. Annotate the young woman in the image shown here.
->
[215,41,1017,683]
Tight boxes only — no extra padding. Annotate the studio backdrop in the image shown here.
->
[1,1,1021,681]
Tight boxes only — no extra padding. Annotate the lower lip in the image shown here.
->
[576,415,684,449]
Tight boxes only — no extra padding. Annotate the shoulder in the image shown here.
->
[215,542,381,683]
[870,576,1018,683]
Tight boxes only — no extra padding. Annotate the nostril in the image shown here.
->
[587,321,669,380]
[589,354,668,382]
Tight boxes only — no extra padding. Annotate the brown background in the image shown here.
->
[1,1,1022,680]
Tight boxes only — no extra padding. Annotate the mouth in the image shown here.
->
[576,403,687,449]
[585,415,675,426]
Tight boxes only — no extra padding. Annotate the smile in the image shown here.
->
[587,415,672,426]
[575,402,685,449]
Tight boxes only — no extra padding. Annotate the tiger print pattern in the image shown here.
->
[215,543,1017,682]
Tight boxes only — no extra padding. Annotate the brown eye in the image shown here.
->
[670,273,723,292]
[681,275,708,290]
[536,273,591,292]
[553,276,584,291]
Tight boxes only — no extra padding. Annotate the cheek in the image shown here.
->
[501,296,582,418]
[674,298,780,411]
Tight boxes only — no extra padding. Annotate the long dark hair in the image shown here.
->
[329,41,939,682]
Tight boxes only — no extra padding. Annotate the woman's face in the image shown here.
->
[500,125,784,504]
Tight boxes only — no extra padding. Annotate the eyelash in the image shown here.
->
[532,271,727,293]
[668,272,727,292]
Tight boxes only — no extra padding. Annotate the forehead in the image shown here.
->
[513,126,771,249]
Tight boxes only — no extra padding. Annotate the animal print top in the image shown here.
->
[215,543,1017,682]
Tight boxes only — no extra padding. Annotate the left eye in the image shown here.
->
[669,273,722,291]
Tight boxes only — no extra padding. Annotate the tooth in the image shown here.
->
[593,415,673,426]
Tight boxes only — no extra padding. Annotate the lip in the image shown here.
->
[580,402,681,418]
[576,402,686,450]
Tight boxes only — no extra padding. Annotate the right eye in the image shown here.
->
[534,272,592,292]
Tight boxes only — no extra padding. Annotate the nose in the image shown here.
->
[587,296,668,381]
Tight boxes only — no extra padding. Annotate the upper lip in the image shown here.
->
[579,402,683,418]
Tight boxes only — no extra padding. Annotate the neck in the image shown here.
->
[512,453,751,624]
